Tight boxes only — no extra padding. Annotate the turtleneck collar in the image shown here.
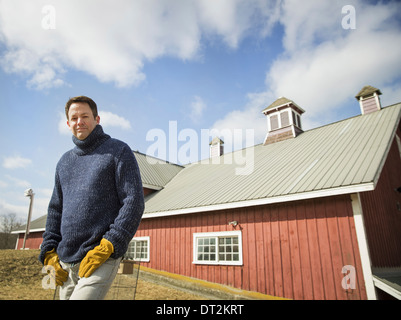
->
[72,125,110,155]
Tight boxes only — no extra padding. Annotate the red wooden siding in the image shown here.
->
[136,194,367,300]
[16,232,44,249]
[359,132,401,268]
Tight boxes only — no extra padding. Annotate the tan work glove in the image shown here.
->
[43,249,69,286]
[79,238,114,278]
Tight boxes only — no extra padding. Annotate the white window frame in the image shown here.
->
[291,110,302,129]
[193,231,243,266]
[126,236,150,262]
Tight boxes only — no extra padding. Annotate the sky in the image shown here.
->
[1,0,401,223]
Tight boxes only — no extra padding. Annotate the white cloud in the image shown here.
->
[189,96,207,123]
[0,199,28,219]
[0,184,52,221]
[3,156,32,169]
[58,110,131,135]
[212,0,401,135]
[99,111,131,130]
[265,0,401,122]
[37,188,53,198]
[210,91,271,146]
[58,112,70,135]
[5,175,31,188]
[0,196,49,222]
[0,0,276,89]
[1,0,401,134]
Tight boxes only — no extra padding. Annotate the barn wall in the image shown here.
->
[16,231,44,250]
[136,194,367,300]
[359,132,401,268]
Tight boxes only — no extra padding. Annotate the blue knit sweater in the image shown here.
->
[39,125,144,264]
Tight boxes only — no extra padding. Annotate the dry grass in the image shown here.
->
[0,249,204,300]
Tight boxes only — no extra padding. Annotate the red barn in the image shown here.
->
[14,86,401,300]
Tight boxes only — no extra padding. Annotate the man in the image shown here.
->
[39,96,144,300]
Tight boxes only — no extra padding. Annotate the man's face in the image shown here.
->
[67,102,100,140]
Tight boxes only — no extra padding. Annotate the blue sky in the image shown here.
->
[1,0,401,222]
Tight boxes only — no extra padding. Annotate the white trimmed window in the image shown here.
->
[126,236,150,262]
[193,231,242,266]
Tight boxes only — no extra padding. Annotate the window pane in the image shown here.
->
[196,237,218,262]
[195,234,240,264]
[127,239,148,261]
[215,236,240,263]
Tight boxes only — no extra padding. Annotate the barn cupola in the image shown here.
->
[209,137,224,158]
[355,85,382,115]
[261,97,305,145]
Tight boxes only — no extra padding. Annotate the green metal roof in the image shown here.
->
[134,151,184,190]
[12,214,47,233]
[144,103,401,215]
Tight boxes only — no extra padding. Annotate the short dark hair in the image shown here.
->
[65,96,98,120]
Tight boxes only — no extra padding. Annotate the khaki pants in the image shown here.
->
[59,257,121,300]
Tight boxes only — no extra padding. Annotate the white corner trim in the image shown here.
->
[372,275,401,300]
[351,193,377,300]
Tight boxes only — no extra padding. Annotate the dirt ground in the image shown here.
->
[0,249,205,300]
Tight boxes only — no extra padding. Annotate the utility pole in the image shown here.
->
[22,188,34,249]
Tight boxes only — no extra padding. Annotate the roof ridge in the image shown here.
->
[133,150,185,168]
[296,102,401,134]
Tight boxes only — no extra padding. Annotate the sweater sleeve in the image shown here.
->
[104,145,145,258]
[38,170,63,264]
